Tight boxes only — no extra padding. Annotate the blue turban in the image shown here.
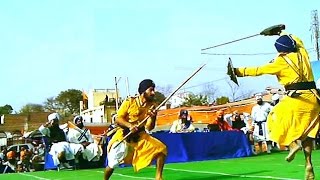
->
[179,110,188,117]
[274,35,297,53]
[138,79,155,94]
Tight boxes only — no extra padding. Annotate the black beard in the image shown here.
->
[145,95,154,102]
[234,117,241,121]
[218,117,224,121]
[77,123,84,129]
[257,101,263,105]
[51,124,60,129]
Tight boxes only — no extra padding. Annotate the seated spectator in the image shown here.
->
[207,110,235,131]
[230,112,256,155]
[0,146,7,163]
[31,144,45,171]
[67,115,102,165]
[20,147,32,172]
[16,160,25,173]
[2,151,16,173]
[38,112,74,169]
[170,110,195,133]
[225,111,247,131]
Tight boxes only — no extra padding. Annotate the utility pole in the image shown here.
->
[125,77,130,97]
[114,77,121,111]
[311,10,320,61]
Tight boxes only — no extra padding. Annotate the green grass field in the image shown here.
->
[1,150,319,180]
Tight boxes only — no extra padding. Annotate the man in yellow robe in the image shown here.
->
[104,79,167,180]
[234,28,320,180]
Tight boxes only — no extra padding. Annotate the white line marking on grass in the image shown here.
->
[19,173,51,180]
[95,171,154,179]
[165,167,301,180]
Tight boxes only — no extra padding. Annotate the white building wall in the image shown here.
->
[88,90,95,109]
[168,92,190,108]
[81,88,118,124]
[81,105,105,124]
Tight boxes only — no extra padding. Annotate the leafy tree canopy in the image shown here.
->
[215,96,230,105]
[43,97,58,112]
[154,91,166,106]
[55,89,82,116]
[181,93,209,107]
[0,104,13,115]
[19,103,45,114]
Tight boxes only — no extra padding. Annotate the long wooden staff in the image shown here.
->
[113,63,206,148]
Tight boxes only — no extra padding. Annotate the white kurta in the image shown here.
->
[169,119,195,133]
[67,127,102,161]
[38,125,74,166]
[251,102,272,142]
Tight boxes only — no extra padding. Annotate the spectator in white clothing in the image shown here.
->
[170,110,195,133]
[251,94,273,154]
[38,113,74,169]
[67,115,102,164]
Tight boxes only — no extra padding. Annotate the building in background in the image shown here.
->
[167,92,190,109]
[80,89,119,125]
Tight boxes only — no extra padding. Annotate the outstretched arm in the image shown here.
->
[234,57,286,77]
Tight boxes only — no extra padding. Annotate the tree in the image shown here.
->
[235,89,255,100]
[226,80,255,101]
[227,81,239,102]
[154,91,166,106]
[201,83,218,103]
[181,93,209,107]
[157,85,173,97]
[55,89,82,116]
[0,104,13,114]
[19,103,45,114]
[43,97,58,112]
[215,96,230,105]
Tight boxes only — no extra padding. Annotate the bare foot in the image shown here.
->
[285,142,302,162]
[305,165,314,180]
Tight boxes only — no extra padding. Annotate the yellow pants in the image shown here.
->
[107,129,167,172]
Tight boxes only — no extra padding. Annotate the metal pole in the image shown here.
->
[125,77,130,97]
[114,77,121,111]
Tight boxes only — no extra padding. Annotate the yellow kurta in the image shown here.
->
[235,34,320,146]
[107,96,167,172]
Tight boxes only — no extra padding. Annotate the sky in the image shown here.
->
[1,0,320,112]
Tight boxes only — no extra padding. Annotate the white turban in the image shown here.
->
[255,93,262,100]
[272,94,280,101]
[73,115,83,123]
[48,113,60,121]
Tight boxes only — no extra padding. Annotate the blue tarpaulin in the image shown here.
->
[153,131,252,163]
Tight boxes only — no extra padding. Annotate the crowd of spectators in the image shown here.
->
[0,142,45,173]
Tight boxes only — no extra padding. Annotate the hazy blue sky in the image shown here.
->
[1,0,319,111]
